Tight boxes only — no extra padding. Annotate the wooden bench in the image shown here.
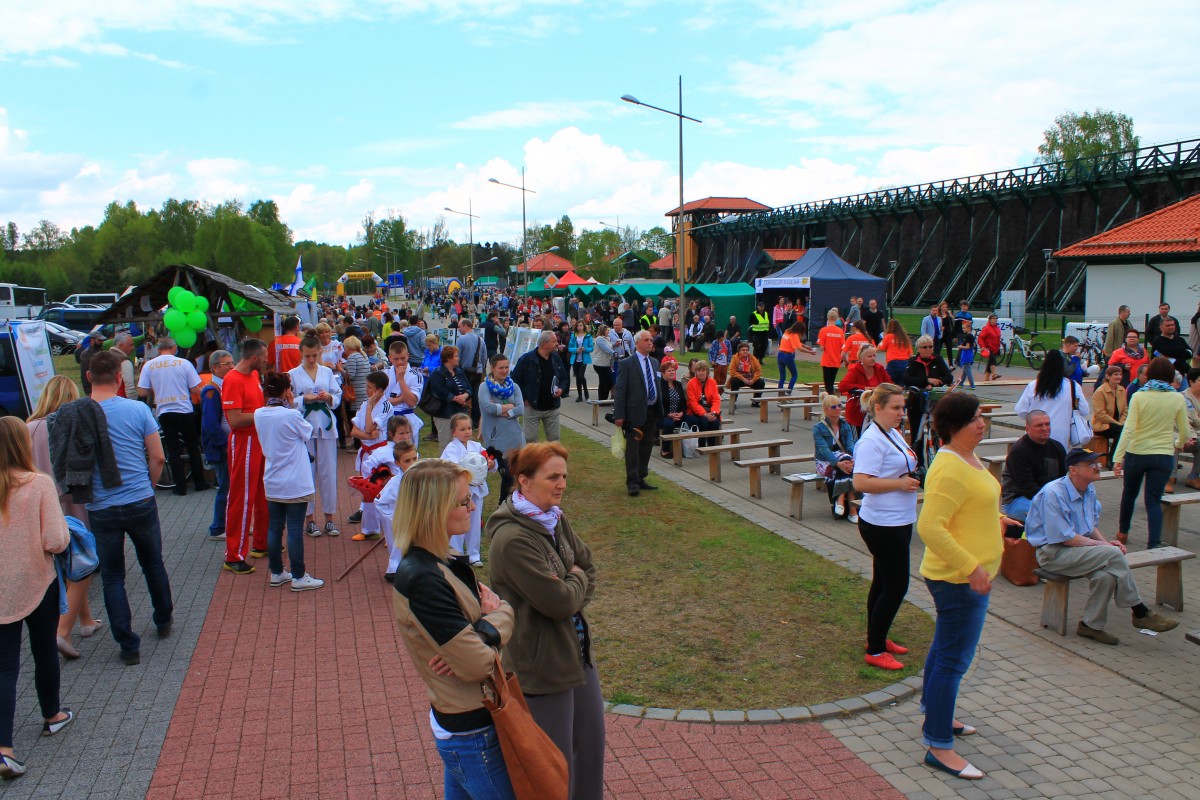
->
[660,426,752,467]
[780,401,823,431]
[1187,629,1200,647]
[1034,546,1195,636]
[982,410,1019,437]
[757,393,818,424]
[783,473,824,519]
[697,438,792,482]
[735,454,815,498]
[1161,493,1200,547]
[588,398,614,426]
[726,386,785,416]
[978,436,1020,453]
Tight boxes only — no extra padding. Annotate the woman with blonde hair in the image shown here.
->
[392,459,517,799]
[813,393,858,522]
[26,376,102,658]
[0,417,74,778]
[340,335,371,450]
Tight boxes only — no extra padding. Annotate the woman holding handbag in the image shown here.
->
[26,376,102,659]
[813,394,858,522]
[0,417,74,779]
[392,459,519,800]
[486,443,602,800]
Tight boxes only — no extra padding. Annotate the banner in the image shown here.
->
[503,327,542,364]
[754,276,810,290]
[7,321,55,412]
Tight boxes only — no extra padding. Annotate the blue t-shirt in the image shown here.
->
[87,396,159,510]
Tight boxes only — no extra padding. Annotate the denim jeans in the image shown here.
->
[1118,452,1174,547]
[434,726,517,800]
[89,497,174,654]
[268,501,307,578]
[958,361,975,388]
[209,459,230,535]
[1001,495,1032,522]
[777,351,797,390]
[921,579,989,749]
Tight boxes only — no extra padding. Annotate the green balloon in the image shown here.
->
[173,290,196,313]
[243,316,263,333]
[167,286,185,307]
[173,327,197,349]
[186,310,207,331]
[194,296,210,313]
[163,309,187,331]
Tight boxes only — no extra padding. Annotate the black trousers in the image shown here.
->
[624,407,659,490]
[0,580,60,748]
[594,365,613,401]
[822,366,840,395]
[857,519,912,655]
[751,330,769,361]
[159,411,207,494]
[682,413,721,448]
[573,361,590,399]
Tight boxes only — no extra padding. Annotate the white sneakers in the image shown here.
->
[269,571,293,587]
[323,521,341,537]
[848,511,860,524]
[291,573,325,592]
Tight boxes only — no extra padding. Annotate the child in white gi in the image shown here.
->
[374,441,420,580]
[353,415,413,541]
[439,413,495,566]
[350,372,393,538]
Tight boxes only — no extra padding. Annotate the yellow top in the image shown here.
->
[1111,389,1191,463]
[918,450,1003,583]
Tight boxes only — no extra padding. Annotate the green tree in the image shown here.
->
[92,201,160,286]
[549,215,576,259]
[1036,109,1139,164]
[158,198,205,256]
[248,199,294,276]
[192,203,276,286]
[2,222,17,253]
[22,219,69,253]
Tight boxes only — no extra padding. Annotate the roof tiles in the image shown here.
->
[1055,194,1200,258]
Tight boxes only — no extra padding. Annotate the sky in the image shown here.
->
[3,0,1199,253]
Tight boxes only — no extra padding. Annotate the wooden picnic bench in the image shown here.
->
[1161,492,1200,547]
[757,392,818,424]
[982,410,1019,436]
[660,426,752,467]
[587,398,614,426]
[978,436,1020,453]
[697,438,792,482]
[979,454,1115,483]
[783,473,824,519]
[735,454,815,498]
[1034,546,1195,636]
[780,401,823,431]
[725,386,786,416]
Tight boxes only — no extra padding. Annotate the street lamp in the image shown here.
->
[622,77,702,324]
[444,203,480,282]
[488,170,536,299]
[467,255,500,288]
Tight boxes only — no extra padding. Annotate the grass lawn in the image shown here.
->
[422,418,934,710]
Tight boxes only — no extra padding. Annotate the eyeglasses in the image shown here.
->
[828,403,843,409]
[456,497,475,509]
[918,345,934,349]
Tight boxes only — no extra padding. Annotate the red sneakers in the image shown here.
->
[885,639,909,655]
[864,652,904,670]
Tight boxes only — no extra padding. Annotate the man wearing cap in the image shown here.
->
[1025,448,1180,645]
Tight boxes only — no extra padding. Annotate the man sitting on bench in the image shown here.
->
[1026,448,1179,645]
[1000,410,1065,521]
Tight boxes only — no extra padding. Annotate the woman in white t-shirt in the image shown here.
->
[852,383,921,671]
[1013,350,1083,451]
[253,372,324,592]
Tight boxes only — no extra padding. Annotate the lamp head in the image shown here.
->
[488,178,499,184]
[548,246,560,252]
[1042,248,1053,260]
[621,94,640,105]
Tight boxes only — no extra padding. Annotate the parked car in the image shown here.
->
[44,321,85,356]
[36,306,105,333]
[63,292,119,307]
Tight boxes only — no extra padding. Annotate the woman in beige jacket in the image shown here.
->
[0,417,74,779]
[1091,365,1128,459]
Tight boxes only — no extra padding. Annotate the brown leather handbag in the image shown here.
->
[1000,537,1039,587]
[481,652,568,800]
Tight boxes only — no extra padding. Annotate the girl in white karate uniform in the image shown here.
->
[350,372,394,538]
[289,336,343,537]
[353,416,413,541]
[439,413,495,566]
[373,441,420,580]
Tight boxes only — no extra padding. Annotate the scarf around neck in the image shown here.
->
[512,490,561,535]
[486,376,516,400]
[1142,379,1176,393]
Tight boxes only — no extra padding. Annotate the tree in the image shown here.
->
[158,198,205,255]
[1,222,17,253]
[1036,109,1139,164]
[22,219,69,253]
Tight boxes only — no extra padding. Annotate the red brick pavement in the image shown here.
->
[148,451,903,800]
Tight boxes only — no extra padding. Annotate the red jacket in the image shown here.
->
[838,362,889,428]
[977,323,1001,356]
[686,376,722,417]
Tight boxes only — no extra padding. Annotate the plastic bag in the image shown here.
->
[611,430,626,459]
[679,423,699,459]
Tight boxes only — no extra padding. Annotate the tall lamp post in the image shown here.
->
[488,169,536,299]
[444,202,479,283]
[622,76,702,326]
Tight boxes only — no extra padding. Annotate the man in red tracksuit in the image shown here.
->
[222,338,269,573]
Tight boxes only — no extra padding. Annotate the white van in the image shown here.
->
[63,293,118,308]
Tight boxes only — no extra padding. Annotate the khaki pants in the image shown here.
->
[1036,543,1143,631]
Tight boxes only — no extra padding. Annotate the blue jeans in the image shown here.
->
[921,579,989,749]
[1001,495,1032,522]
[268,501,307,577]
[89,497,174,654]
[958,361,975,388]
[209,459,230,535]
[434,726,517,800]
[1118,452,1174,547]
[777,351,797,390]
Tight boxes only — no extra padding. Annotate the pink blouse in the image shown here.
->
[0,473,70,624]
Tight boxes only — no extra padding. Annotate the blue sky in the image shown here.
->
[3,0,1199,250]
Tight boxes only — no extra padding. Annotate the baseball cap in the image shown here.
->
[1065,448,1103,468]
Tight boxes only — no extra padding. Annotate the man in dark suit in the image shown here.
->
[613,330,665,496]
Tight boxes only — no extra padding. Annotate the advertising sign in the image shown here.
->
[8,320,55,412]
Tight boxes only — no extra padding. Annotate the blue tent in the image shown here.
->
[755,248,886,340]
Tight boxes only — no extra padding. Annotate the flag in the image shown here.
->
[303,277,317,299]
[286,256,304,296]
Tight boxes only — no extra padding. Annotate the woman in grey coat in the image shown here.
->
[477,352,526,505]
[591,324,615,401]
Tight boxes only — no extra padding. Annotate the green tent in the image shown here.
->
[685,283,756,330]
[619,282,676,299]
[525,276,549,297]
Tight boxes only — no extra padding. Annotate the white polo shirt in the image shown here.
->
[137,353,200,416]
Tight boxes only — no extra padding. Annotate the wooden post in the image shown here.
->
[749,466,762,498]
[1158,562,1184,611]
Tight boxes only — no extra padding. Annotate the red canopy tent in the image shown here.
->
[552,269,589,287]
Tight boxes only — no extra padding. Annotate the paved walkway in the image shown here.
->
[5,356,1199,799]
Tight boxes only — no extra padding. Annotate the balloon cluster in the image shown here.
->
[163,286,210,349]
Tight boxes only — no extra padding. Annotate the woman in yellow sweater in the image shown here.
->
[1112,357,1194,548]
[917,391,1018,781]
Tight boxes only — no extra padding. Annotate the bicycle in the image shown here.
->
[1003,328,1047,369]
[1078,339,1107,371]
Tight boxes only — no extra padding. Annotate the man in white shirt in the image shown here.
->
[137,336,207,496]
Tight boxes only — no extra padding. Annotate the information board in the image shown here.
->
[7,320,55,412]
